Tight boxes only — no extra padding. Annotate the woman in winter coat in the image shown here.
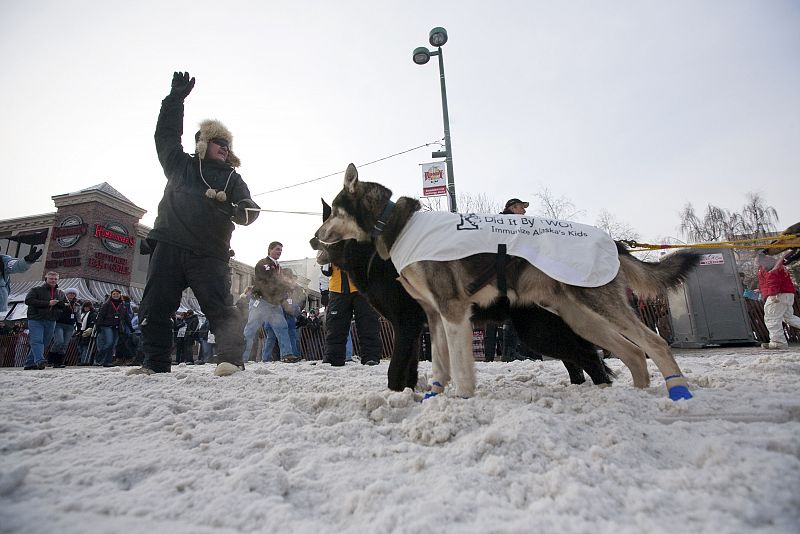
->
[94,289,132,367]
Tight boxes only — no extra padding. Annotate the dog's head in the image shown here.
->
[313,163,392,246]
[309,198,339,265]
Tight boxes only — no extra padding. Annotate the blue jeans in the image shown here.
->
[78,339,93,364]
[199,340,215,362]
[243,299,292,363]
[286,314,301,357]
[95,326,119,366]
[25,320,56,367]
[51,323,76,354]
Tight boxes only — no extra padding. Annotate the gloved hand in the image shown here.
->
[170,71,195,99]
[24,246,43,263]
[232,199,260,226]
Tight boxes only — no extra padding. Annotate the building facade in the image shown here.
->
[1,183,263,320]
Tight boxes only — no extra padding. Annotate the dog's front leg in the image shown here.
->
[442,316,477,398]
[426,314,451,398]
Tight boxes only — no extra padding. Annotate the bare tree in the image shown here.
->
[595,209,640,241]
[533,187,585,220]
[679,203,737,242]
[679,193,780,243]
[737,192,779,237]
[419,192,501,213]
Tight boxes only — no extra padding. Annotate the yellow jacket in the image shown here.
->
[326,264,359,294]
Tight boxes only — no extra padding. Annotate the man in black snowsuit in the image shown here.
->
[131,72,260,377]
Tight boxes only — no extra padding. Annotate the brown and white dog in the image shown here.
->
[314,164,699,400]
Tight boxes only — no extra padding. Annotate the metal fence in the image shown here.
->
[3,293,799,367]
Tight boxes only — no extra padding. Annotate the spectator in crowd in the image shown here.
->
[182,309,199,364]
[282,269,304,358]
[95,289,132,367]
[322,262,381,366]
[49,288,80,367]
[76,301,97,366]
[173,312,187,364]
[739,272,760,300]
[23,271,67,370]
[484,198,530,362]
[757,252,800,349]
[196,317,215,364]
[2,246,42,314]
[319,267,330,308]
[130,71,260,378]
[130,306,143,365]
[245,241,298,363]
[114,295,136,364]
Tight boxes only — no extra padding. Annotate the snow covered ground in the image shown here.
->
[1,347,799,534]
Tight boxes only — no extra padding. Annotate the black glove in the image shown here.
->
[24,246,43,263]
[232,199,260,226]
[170,71,195,99]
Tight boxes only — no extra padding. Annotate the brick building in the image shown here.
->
[1,183,260,321]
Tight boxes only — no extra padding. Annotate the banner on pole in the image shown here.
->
[421,162,447,197]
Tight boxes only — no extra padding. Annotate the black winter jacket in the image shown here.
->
[56,299,80,325]
[25,283,67,321]
[149,95,259,260]
[95,298,133,331]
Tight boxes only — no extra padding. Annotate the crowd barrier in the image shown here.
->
[3,294,799,367]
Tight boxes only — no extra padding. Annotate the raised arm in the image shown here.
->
[154,71,196,175]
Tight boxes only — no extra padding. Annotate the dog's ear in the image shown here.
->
[321,198,331,221]
[344,163,358,193]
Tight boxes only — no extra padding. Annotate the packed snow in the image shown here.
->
[1,347,799,534]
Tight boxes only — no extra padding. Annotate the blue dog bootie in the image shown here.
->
[423,381,445,400]
[665,374,693,401]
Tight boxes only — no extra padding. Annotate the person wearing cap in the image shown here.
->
[484,197,531,362]
[757,251,800,350]
[50,287,80,367]
[131,71,261,377]
[502,198,529,215]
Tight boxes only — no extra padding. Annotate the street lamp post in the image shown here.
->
[413,27,457,213]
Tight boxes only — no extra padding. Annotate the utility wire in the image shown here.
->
[251,138,444,198]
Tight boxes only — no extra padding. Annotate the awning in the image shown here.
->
[55,278,94,302]
[128,286,144,303]
[178,295,201,314]
[7,280,42,302]
[3,302,28,321]
[9,278,132,305]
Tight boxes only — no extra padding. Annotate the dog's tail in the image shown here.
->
[616,243,700,298]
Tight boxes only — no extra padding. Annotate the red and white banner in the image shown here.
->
[421,162,447,197]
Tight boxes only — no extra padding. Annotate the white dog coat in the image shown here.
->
[389,212,620,287]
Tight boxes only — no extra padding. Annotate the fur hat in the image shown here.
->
[194,119,241,168]
[64,288,78,296]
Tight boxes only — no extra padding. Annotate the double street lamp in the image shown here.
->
[413,27,457,213]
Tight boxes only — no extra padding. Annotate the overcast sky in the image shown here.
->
[1,1,797,267]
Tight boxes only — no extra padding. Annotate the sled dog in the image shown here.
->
[311,201,614,391]
[314,164,699,400]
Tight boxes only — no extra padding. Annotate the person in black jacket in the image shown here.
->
[95,289,132,367]
[50,288,80,367]
[182,309,199,365]
[130,71,260,377]
[23,271,67,370]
